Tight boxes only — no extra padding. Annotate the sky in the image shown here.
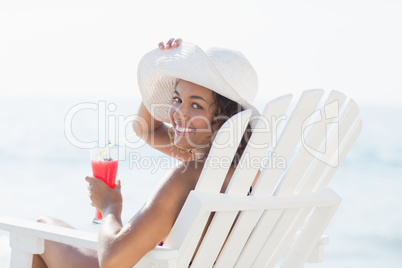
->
[1,0,401,104]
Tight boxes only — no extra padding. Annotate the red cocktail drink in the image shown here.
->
[90,147,119,224]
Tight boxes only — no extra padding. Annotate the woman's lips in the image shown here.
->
[175,124,196,136]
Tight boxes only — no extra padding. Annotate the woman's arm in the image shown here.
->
[91,162,200,267]
[132,102,172,155]
[133,38,193,160]
[132,38,183,141]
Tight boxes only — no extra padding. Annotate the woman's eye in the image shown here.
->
[192,103,203,109]
[172,97,181,103]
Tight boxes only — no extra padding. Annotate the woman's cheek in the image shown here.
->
[192,114,213,132]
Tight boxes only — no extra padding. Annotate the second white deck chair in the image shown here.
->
[0,89,362,268]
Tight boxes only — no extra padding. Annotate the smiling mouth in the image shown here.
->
[175,124,196,135]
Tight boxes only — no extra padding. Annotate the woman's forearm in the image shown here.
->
[132,102,164,141]
[97,210,124,267]
[96,208,152,268]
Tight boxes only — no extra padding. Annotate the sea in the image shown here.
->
[0,96,401,268]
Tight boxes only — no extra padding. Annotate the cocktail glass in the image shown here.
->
[90,146,119,224]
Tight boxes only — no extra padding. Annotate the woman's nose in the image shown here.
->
[173,104,188,121]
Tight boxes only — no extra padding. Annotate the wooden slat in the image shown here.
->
[253,89,324,196]
[214,210,263,268]
[263,208,313,267]
[317,118,362,189]
[281,205,341,268]
[298,101,361,193]
[257,94,357,267]
[214,94,292,267]
[214,90,323,267]
[226,94,293,195]
[191,96,293,266]
[190,211,237,268]
[274,91,348,196]
[195,109,252,193]
[183,188,340,267]
[163,192,211,268]
[234,209,284,267]
[251,208,300,268]
[233,90,323,266]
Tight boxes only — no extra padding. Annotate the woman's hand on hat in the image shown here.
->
[158,38,182,50]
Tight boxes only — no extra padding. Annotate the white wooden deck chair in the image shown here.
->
[0,89,362,268]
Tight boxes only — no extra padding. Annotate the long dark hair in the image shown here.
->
[210,92,252,168]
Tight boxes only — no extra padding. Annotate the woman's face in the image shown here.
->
[168,80,217,152]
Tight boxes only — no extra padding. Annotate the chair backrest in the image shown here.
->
[163,90,362,268]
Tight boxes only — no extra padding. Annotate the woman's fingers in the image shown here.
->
[85,176,96,184]
[86,176,98,205]
[158,41,164,50]
[165,38,175,49]
[158,38,182,50]
[115,179,122,189]
[85,176,123,210]
[172,38,182,48]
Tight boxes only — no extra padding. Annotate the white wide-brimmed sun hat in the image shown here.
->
[137,42,259,122]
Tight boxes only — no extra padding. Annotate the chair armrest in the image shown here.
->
[1,217,180,268]
[0,216,97,250]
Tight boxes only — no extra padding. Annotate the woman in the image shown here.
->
[33,38,259,268]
